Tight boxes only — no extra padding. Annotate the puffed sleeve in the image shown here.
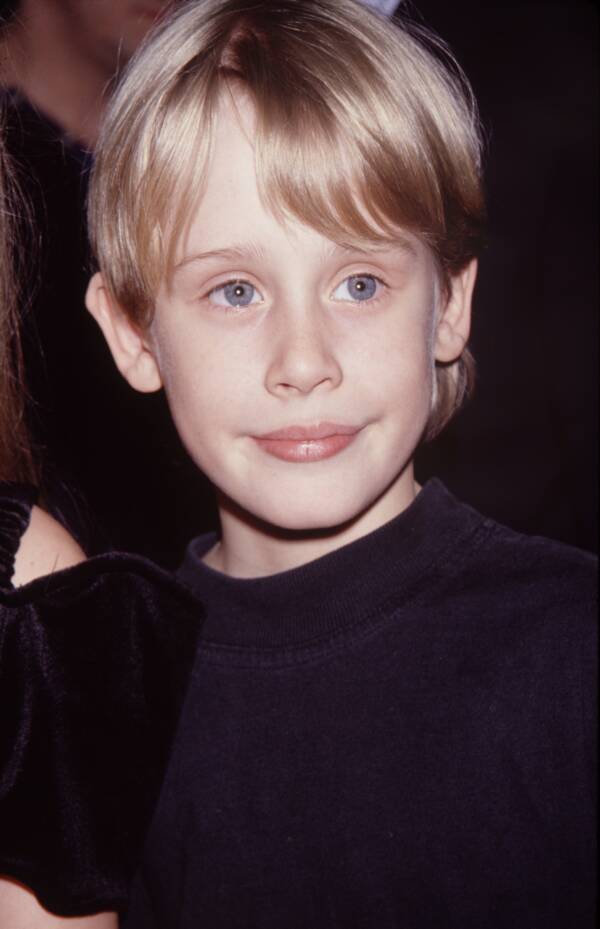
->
[0,554,202,916]
[0,483,37,586]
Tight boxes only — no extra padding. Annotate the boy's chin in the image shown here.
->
[217,465,415,539]
[240,495,376,538]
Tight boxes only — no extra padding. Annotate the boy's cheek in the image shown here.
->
[156,345,252,446]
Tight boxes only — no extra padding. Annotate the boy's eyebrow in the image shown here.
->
[173,235,419,275]
[330,236,419,260]
[174,244,268,273]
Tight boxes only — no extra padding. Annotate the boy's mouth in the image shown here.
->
[252,423,361,463]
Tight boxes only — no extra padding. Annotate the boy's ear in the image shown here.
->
[85,272,162,393]
[434,259,478,363]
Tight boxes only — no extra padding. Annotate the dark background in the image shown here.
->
[2,0,597,564]
[412,0,598,553]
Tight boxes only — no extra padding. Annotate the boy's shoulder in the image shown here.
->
[411,486,597,717]
[463,505,596,592]
[428,479,595,575]
[439,488,597,632]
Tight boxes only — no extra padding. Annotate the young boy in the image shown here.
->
[85,0,596,925]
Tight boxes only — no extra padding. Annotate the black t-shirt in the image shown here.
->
[123,480,597,929]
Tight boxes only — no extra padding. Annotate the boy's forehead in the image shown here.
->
[171,95,262,259]
[207,92,258,195]
[174,203,423,282]
[171,92,424,271]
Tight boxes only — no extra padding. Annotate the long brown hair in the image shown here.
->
[0,106,36,483]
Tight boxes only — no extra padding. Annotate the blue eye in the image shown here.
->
[332,274,380,302]
[209,280,262,308]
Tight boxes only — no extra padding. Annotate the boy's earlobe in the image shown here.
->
[434,259,478,363]
[85,272,162,393]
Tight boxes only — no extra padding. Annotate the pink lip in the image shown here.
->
[253,423,361,463]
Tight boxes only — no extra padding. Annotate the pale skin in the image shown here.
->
[0,879,116,929]
[87,92,477,579]
[1,517,117,926]
[12,506,85,587]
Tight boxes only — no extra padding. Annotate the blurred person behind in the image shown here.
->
[0,0,178,148]
[0,94,33,487]
[0,102,199,926]
[0,98,109,929]
[0,0,215,565]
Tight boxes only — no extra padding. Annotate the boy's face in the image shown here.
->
[90,95,474,536]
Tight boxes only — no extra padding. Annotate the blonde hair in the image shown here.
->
[0,107,36,483]
[88,0,485,438]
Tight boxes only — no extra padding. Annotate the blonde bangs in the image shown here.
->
[91,0,483,314]
[250,32,451,251]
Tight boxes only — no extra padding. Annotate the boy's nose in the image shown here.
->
[264,312,343,398]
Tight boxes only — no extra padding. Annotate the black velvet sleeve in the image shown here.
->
[0,483,37,587]
[0,554,202,916]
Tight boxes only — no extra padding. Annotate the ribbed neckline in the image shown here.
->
[177,479,484,651]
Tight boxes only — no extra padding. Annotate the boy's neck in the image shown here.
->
[0,5,118,149]
[204,468,420,579]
